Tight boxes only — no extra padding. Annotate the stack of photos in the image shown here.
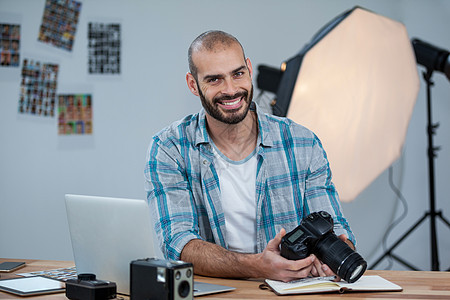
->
[0,23,20,67]
[58,94,92,135]
[18,59,59,117]
[88,22,121,74]
[38,0,82,51]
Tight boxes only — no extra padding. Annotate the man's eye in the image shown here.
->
[208,78,218,83]
[234,71,244,78]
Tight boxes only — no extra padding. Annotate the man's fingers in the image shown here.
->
[281,264,314,282]
[285,255,315,272]
[312,256,327,277]
[267,228,286,251]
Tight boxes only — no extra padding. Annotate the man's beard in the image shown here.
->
[198,84,253,125]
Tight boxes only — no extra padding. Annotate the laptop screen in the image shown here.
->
[65,194,160,294]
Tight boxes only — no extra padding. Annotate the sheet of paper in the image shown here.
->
[0,276,64,293]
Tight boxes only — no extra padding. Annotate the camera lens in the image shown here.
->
[178,280,190,298]
[315,233,367,283]
[78,273,96,281]
[349,264,365,282]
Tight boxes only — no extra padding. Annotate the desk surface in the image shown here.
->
[1,258,450,299]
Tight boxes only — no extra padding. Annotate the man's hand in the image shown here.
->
[255,228,316,282]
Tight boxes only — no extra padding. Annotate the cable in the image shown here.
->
[381,165,409,270]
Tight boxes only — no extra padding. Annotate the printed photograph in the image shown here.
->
[37,0,82,51]
[0,23,20,67]
[58,94,93,135]
[88,22,121,74]
[18,58,59,117]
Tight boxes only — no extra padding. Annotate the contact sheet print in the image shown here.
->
[38,0,82,51]
[88,22,121,74]
[58,94,93,135]
[18,58,59,117]
[0,23,20,67]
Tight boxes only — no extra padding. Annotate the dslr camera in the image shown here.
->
[280,211,367,283]
[130,258,193,300]
[65,273,116,300]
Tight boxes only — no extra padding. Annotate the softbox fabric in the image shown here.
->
[275,7,420,201]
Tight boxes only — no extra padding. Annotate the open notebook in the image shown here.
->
[265,275,402,295]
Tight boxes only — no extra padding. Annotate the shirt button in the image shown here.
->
[203,160,207,165]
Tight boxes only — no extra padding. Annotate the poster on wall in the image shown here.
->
[1,23,20,67]
[58,93,93,135]
[18,58,59,117]
[88,22,121,74]
[0,12,22,80]
[37,0,82,51]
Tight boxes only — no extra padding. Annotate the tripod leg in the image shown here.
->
[436,212,450,271]
[437,212,450,228]
[369,213,428,269]
[390,253,420,271]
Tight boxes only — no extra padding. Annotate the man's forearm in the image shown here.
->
[179,230,319,282]
[180,239,261,278]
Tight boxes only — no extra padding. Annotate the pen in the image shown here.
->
[288,276,337,284]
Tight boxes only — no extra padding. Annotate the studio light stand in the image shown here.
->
[256,9,448,270]
[370,39,450,271]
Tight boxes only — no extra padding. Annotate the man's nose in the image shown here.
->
[221,78,238,95]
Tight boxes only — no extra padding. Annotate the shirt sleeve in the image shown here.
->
[304,134,357,247]
[144,135,203,260]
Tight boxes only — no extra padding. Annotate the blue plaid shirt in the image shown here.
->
[145,102,355,260]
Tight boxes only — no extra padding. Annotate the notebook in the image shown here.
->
[264,275,402,295]
[65,194,235,296]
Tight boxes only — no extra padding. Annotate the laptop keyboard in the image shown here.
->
[18,266,77,282]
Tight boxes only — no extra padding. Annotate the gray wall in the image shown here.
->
[1,0,449,271]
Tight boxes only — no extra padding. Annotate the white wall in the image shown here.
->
[1,0,449,271]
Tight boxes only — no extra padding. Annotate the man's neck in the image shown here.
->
[206,111,258,161]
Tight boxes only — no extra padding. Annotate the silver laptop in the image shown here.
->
[65,194,235,296]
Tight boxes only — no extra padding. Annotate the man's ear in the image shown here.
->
[186,72,199,96]
[246,57,253,79]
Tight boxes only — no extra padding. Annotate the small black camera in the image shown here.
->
[280,211,367,283]
[65,273,116,300]
[130,258,193,300]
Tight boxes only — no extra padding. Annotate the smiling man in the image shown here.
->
[144,30,355,282]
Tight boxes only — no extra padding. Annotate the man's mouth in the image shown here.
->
[222,98,241,106]
[215,92,247,110]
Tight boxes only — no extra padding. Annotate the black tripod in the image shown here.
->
[370,69,450,271]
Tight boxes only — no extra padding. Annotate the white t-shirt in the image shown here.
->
[211,144,257,253]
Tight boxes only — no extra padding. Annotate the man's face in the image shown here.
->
[188,43,253,125]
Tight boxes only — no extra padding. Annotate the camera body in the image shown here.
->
[281,211,334,260]
[130,258,193,300]
[281,211,367,283]
[65,273,116,300]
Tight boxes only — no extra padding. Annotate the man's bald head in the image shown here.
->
[188,30,246,80]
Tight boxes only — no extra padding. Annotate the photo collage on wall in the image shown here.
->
[0,23,20,67]
[18,59,59,117]
[9,0,124,136]
[58,94,92,135]
[88,22,121,74]
[38,0,82,51]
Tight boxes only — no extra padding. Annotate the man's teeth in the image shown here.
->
[222,98,241,106]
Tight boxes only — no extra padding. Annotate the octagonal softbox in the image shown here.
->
[275,7,420,201]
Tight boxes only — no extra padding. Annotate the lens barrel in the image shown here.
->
[315,233,367,283]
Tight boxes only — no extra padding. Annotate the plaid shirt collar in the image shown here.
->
[194,101,275,149]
